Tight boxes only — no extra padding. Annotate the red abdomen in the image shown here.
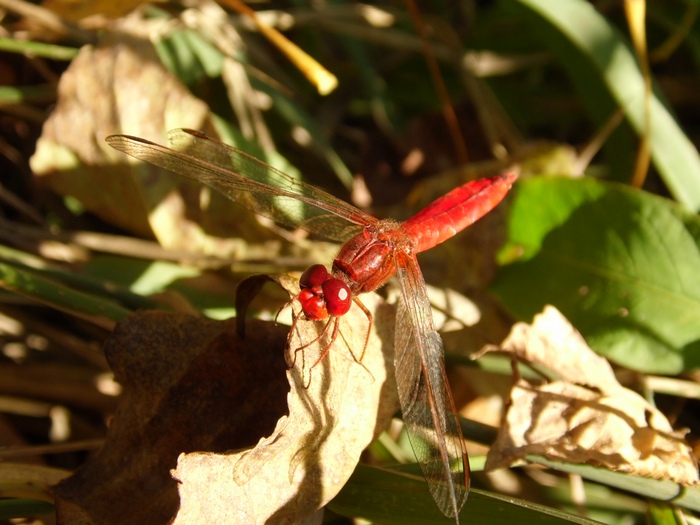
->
[401,172,517,253]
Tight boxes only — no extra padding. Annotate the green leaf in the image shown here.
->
[0,36,78,60]
[155,28,223,86]
[0,261,131,325]
[0,85,56,105]
[647,503,684,525]
[329,464,602,525]
[0,245,155,311]
[0,499,54,520]
[252,80,356,192]
[493,176,700,374]
[512,0,700,211]
[533,457,700,514]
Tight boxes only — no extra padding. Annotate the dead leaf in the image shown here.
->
[497,304,620,392]
[171,275,397,524]
[30,35,212,239]
[54,311,291,524]
[54,276,396,524]
[484,306,699,486]
[30,31,305,261]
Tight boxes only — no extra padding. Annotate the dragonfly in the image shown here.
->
[106,128,517,522]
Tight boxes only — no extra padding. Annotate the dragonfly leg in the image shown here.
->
[274,297,294,325]
[352,297,373,362]
[286,307,307,368]
[308,317,340,369]
[292,316,334,354]
[289,316,338,389]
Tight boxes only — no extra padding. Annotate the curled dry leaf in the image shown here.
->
[172,274,397,525]
[484,306,699,486]
[54,276,395,524]
[54,311,290,524]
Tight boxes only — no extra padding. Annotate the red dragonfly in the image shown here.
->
[107,129,517,522]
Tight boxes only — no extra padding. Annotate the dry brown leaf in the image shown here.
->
[171,275,397,524]
[54,311,290,524]
[29,31,310,261]
[54,276,395,524]
[484,306,699,486]
[28,32,265,252]
[498,304,620,392]
[30,36,212,239]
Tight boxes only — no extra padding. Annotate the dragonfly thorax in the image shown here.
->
[332,224,407,295]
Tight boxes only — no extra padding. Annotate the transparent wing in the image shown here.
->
[394,251,470,520]
[106,129,375,243]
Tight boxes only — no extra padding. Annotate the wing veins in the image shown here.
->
[106,131,374,242]
[394,252,469,520]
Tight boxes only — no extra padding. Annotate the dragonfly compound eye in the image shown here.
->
[300,264,329,289]
[322,279,352,317]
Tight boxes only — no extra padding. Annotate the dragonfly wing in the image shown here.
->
[106,129,374,243]
[394,251,470,520]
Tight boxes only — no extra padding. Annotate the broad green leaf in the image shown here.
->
[512,0,700,211]
[493,177,700,374]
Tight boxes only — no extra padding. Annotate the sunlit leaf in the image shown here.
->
[493,177,700,374]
